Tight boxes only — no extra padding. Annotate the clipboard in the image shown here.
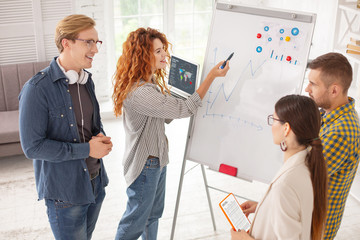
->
[219,193,251,232]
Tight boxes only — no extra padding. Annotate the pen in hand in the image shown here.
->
[220,52,234,69]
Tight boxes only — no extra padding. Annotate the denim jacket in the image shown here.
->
[19,57,109,205]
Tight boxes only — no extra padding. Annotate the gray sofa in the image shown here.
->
[0,61,50,157]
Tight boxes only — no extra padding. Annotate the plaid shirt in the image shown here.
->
[320,97,360,240]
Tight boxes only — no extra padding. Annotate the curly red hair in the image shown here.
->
[113,27,171,116]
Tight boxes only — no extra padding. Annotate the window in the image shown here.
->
[113,0,214,66]
[0,0,74,65]
[114,0,164,56]
[173,0,213,64]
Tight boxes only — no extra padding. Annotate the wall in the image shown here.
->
[75,0,115,103]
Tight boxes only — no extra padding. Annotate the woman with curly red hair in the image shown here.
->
[113,27,229,240]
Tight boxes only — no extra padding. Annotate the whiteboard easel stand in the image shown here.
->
[170,117,253,240]
[170,116,216,240]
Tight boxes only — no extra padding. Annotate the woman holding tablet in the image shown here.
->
[113,27,229,240]
[231,95,328,240]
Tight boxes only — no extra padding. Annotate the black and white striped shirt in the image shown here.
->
[122,82,202,186]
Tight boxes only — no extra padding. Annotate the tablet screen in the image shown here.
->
[168,55,199,97]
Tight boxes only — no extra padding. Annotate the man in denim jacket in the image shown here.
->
[19,14,112,239]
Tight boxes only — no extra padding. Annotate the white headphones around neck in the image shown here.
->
[65,69,88,85]
[56,57,88,85]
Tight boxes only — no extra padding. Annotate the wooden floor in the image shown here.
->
[1,118,359,239]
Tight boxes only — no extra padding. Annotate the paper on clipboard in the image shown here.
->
[219,193,251,232]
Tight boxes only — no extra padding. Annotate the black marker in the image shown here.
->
[220,52,234,69]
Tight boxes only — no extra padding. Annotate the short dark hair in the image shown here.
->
[308,52,352,93]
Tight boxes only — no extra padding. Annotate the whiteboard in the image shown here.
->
[186,3,316,184]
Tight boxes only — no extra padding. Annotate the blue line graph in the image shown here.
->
[209,59,266,109]
[203,48,267,131]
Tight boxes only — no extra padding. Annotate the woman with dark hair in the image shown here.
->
[113,27,229,240]
[231,95,328,240]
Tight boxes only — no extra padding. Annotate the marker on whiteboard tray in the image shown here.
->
[219,163,237,176]
[220,52,234,69]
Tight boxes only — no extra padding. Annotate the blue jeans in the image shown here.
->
[115,157,167,240]
[45,173,106,240]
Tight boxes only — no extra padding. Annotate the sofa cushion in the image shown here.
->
[0,142,23,157]
[0,110,20,144]
[0,61,50,111]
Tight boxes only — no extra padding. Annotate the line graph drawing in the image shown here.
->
[202,47,267,131]
[208,59,266,109]
[197,22,308,132]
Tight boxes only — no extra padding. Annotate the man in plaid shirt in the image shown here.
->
[305,52,360,239]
